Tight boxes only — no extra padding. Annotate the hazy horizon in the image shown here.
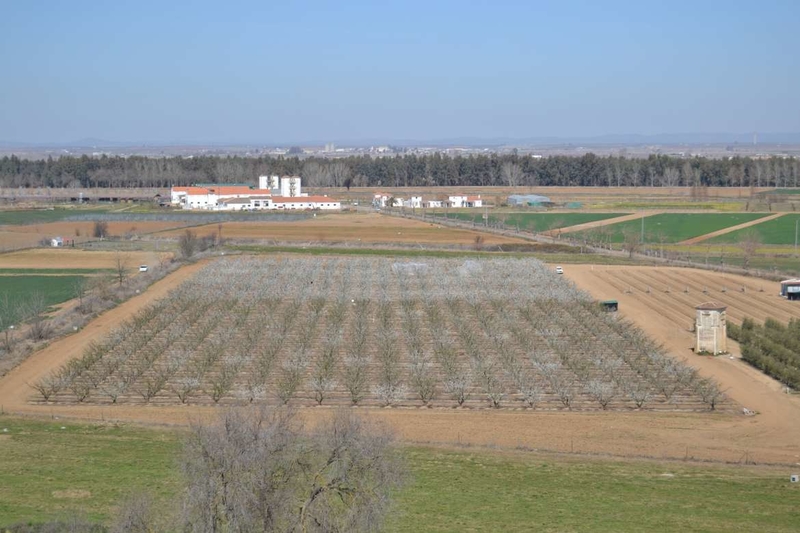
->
[1,0,799,144]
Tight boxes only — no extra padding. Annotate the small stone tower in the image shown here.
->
[695,302,727,355]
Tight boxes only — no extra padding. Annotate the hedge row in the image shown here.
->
[729,318,800,389]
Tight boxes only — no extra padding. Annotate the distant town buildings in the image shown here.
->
[171,176,340,211]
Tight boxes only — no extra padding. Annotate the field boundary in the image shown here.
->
[679,213,785,244]
[386,210,788,280]
[543,211,655,236]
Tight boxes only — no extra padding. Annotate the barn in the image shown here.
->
[780,279,800,300]
[507,194,551,207]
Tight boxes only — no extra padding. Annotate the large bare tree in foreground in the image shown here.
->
[179,407,404,533]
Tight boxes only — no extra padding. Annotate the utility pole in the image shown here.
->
[641,213,645,243]
[795,218,799,256]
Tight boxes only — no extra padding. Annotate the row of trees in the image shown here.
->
[35,256,723,410]
[729,318,800,389]
[1,153,799,189]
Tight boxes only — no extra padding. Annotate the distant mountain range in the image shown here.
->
[2,132,800,149]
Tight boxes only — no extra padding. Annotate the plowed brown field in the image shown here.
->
[0,249,172,270]
[0,220,194,249]
[159,212,528,246]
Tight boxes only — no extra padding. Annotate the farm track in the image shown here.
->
[545,211,655,236]
[679,213,784,245]
[566,264,800,464]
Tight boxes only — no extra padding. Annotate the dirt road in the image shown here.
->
[678,213,784,245]
[544,211,653,236]
[564,264,800,463]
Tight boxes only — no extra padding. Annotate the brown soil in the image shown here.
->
[0,249,173,270]
[1,259,799,465]
[678,213,785,245]
[159,212,528,246]
[0,221,193,250]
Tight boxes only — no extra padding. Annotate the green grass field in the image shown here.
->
[575,213,771,244]
[707,214,800,245]
[435,212,627,232]
[0,209,109,226]
[1,416,797,532]
[0,275,86,325]
[0,268,113,275]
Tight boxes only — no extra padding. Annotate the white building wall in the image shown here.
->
[170,190,186,204]
[449,195,467,208]
[183,193,219,209]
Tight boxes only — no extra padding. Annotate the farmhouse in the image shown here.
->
[448,195,483,208]
[171,176,340,211]
[373,193,391,208]
[373,192,483,209]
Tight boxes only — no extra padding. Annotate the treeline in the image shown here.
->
[1,153,799,189]
[728,317,800,389]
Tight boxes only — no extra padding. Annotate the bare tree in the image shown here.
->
[662,167,681,187]
[329,161,351,188]
[72,277,89,313]
[0,293,16,353]
[179,229,198,259]
[621,228,642,258]
[738,229,762,270]
[303,161,331,187]
[114,252,128,287]
[500,162,524,187]
[180,407,404,532]
[25,291,52,341]
[93,220,109,238]
[112,492,160,533]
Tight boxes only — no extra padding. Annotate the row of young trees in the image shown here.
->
[35,256,724,410]
[729,318,800,389]
[2,152,799,189]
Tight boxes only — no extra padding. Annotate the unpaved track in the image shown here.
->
[544,211,655,236]
[564,264,800,463]
[0,259,208,415]
[679,213,784,245]
[2,259,800,464]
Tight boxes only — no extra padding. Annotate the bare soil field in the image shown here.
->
[0,257,799,465]
[0,249,173,271]
[158,212,529,246]
[564,264,800,462]
[0,220,194,249]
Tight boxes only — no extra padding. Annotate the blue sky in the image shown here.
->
[1,0,798,144]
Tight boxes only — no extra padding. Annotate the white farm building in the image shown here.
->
[171,176,340,211]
